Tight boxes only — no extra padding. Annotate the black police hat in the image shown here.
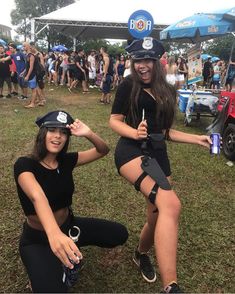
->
[125,37,165,60]
[35,110,74,129]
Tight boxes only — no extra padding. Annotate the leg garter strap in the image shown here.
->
[148,183,159,205]
[134,171,148,191]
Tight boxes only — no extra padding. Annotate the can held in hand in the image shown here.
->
[210,133,220,155]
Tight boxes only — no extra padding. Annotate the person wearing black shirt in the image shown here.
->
[75,49,89,93]
[202,57,213,88]
[109,37,211,293]
[0,44,12,98]
[14,110,128,293]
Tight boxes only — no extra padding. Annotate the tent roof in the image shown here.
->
[34,0,170,40]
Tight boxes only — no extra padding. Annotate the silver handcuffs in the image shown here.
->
[68,226,80,242]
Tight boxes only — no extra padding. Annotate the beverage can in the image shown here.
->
[210,133,220,155]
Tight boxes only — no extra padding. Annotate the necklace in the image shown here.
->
[41,160,60,174]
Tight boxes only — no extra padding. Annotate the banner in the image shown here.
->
[187,44,203,85]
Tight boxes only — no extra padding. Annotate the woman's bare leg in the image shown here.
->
[120,156,181,287]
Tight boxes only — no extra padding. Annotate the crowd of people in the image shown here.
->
[202,57,235,91]
[1,41,234,111]
[0,41,136,107]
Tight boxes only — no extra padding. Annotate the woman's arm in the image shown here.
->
[168,129,211,148]
[67,119,110,166]
[18,172,82,268]
[109,114,148,141]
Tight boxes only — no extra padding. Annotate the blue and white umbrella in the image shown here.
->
[52,45,68,52]
[160,12,235,43]
[17,44,23,50]
[201,53,212,61]
[205,7,235,23]
[211,56,220,63]
[0,38,7,46]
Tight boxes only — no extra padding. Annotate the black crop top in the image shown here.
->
[111,76,164,134]
[14,153,78,216]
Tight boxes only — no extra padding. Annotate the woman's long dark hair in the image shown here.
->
[128,59,177,130]
[30,127,70,161]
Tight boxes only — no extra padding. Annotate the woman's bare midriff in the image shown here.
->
[26,207,69,231]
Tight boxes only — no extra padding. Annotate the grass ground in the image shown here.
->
[0,84,234,293]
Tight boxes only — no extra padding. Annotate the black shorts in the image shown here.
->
[0,76,11,88]
[114,137,171,176]
[11,72,18,84]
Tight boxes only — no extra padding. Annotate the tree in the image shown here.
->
[203,35,235,61]
[11,0,75,41]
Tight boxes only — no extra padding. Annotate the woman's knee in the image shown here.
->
[112,223,129,246]
[157,190,182,219]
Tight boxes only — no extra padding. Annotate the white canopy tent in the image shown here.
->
[32,0,171,42]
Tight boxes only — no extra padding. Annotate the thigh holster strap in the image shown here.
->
[148,183,159,205]
[134,171,148,191]
[141,156,171,190]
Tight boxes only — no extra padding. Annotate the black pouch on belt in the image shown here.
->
[148,133,166,149]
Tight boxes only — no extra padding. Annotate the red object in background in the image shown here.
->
[217,91,235,118]
[6,50,16,72]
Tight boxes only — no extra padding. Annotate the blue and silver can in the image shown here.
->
[210,133,220,155]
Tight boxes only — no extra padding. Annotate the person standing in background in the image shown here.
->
[202,57,213,89]
[99,46,114,104]
[0,44,12,98]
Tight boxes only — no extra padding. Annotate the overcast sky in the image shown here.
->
[1,0,235,28]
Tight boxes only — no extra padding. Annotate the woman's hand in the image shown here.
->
[67,119,91,138]
[48,230,83,269]
[197,135,212,149]
[136,120,148,140]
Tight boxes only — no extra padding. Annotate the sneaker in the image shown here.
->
[133,249,156,283]
[68,88,72,93]
[11,91,18,96]
[6,94,12,98]
[0,94,3,98]
[162,282,183,293]
[18,95,27,100]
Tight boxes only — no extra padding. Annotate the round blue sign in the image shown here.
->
[128,10,154,39]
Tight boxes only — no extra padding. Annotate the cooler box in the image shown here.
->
[178,94,189,112]
[177,90,214,113]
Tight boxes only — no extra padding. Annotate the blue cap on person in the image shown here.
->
[35,110,74,128]
[125,37,165,60]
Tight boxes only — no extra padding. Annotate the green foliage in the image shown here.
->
[11,0,75,41]
[162,35,235,62]
[204,35,235,61]
[162,41,194,56]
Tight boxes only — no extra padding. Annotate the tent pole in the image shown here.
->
[31,19,35,41]
[223,33,235,88]
[73,37,76,51]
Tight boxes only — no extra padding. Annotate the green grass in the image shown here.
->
[0,85,234,293]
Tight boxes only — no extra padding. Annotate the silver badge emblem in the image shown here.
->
[57,111,67,123]
[142,37,153,50]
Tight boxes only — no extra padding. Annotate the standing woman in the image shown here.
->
[165,56,178,88]
[109,38,211,293]
[14,110,128,293]
[176,56,188,89]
